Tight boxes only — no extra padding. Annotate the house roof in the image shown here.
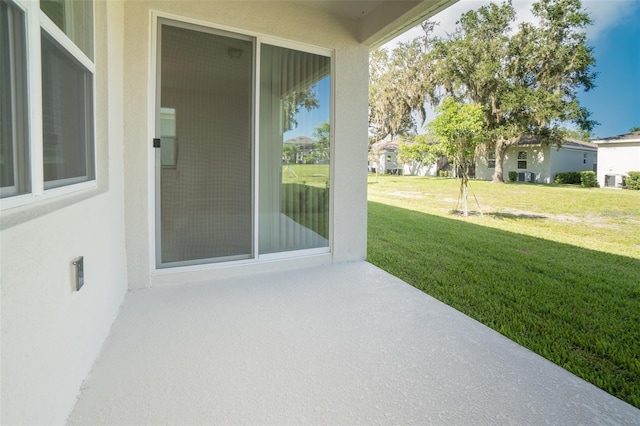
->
[302,0,460,48]
[593,131,640,145]
[284,136,316,146]
[370,139,400,153]
[516,134,597,151]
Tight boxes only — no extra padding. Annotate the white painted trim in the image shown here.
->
[0,180,98,211]
[148,9,333,55]
[27,1,44,197]
[150,252,332,287]
[149,10,159,274]
[250,36,257,260]
[258,247,330,262]
[39,9,95,73]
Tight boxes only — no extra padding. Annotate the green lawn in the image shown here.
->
[367,175,640,408]
[282,164,329,188]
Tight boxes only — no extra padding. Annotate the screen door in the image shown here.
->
[156,21,254,267]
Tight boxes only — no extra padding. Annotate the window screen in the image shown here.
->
[41,31,94,189]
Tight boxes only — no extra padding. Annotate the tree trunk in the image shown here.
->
[460,165,469,216]
[492,138,510,183]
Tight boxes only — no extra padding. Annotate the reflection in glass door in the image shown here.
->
[156,22,253,267]
[259,45,331,254]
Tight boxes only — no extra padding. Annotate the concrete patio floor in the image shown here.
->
[68,262,639,425]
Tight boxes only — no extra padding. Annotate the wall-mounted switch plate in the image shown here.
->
[72,257,84,291]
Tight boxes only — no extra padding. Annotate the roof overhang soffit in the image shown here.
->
[359,0,458,48]
[303,0,459,49]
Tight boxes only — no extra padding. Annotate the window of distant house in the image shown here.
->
[487,152,496,168]
[517,151,527,169]
[583,153,587,164]
[1,0,95,204]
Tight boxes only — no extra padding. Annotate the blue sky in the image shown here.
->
[579,1,640,137]
[283,76,331,141]
[386,0,640,139]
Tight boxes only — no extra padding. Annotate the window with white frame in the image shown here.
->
[0,0,95,202]
[1,0,29,198]
[487,151,496,168]
[517,151,527,169]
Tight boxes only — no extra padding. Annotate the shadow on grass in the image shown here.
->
[367,201,640,409]
[486,212,548,220]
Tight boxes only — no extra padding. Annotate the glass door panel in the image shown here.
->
[259,45,331,254]
[157,22,253,267]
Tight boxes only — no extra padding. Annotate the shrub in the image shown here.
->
[555,171,582,185]
[438,170,450,177]
[624,171,640,190]
[508,171,517,182]
[580,171,597,188]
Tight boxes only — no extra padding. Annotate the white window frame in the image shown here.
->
[517,150,527,170]
[1,0,29,198]
[148,11,335,275]
[487,151,496,169]
[1,0,96,211]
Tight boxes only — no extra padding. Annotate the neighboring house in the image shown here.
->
[368,139,449,176]
[283,136,316,164]
[368,140,402,174]
[0,1,458,424]
[593,131,640,188]
[475,135,597,183]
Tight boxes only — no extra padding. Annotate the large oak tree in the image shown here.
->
[431,0,597,182]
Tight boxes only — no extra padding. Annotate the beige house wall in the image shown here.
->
[1,2,128,424]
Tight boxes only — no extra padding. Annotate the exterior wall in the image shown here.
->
[368,152,402,174]
[122,1,369,288]
[596,143,640,187]
[476,145,596,183]
[476,145,549,182]
[475,153,493,180]
[403,161,438,177]
[548,146,597,183]
[508,146,548,182]
[0,2,128,424]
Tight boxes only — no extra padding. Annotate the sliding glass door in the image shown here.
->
[156,19,331,268]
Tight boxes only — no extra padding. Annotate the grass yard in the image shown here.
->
[367,175,640,408]
[282,164,330,188]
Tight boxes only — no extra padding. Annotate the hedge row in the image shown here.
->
[554,171,597,187]
[623,171,640,190]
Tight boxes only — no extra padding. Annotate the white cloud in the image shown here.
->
[582,0,640,41]
[384,0,639,48]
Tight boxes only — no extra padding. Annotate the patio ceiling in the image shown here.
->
[302,0,460,47]
[68,262,639,424]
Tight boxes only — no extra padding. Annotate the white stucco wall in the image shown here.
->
[476,145,596,183]
[122,1,369,288]
[476,145,548,182]
[548,146,597,183]
[596,143,640,187]
[0,2,127,424]
[403,161,438,177]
